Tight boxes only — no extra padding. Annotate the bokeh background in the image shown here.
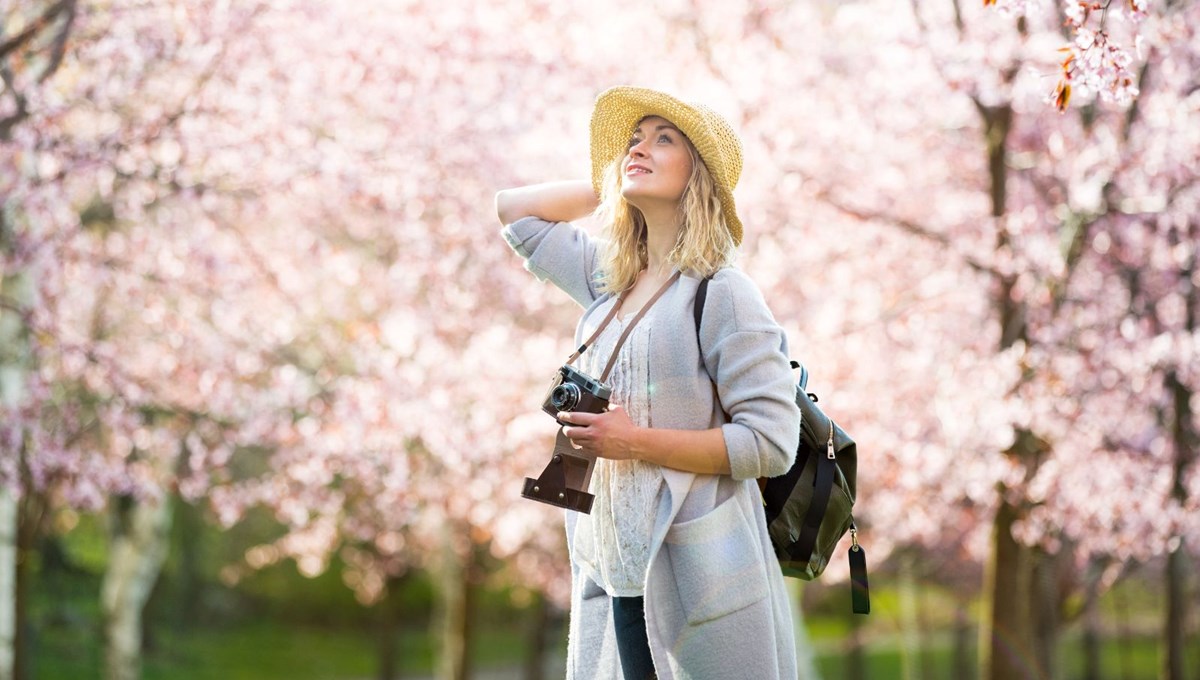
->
[1,0,1197,678]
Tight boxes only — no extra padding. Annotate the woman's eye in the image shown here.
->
[658,134,671,142]
[627,137,640,148]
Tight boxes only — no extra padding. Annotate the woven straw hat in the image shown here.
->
[589,86,745,246]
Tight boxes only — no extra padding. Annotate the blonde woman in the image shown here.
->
[496,86,801,680]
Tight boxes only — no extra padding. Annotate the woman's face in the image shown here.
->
[620,116,694,209]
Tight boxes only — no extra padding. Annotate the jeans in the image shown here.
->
[612,596,656,680]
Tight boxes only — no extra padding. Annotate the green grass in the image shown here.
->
[807,631,1198,680]
[35,512,1196,679]
[39,617,1193,680]
[37,615,551,679]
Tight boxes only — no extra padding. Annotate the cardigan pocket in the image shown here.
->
[664,494,769,625]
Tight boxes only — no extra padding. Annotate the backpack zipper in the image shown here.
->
[827,418,836,460]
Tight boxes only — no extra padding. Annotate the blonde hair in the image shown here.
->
[591,130,738,295]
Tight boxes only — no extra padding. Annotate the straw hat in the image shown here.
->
[589,86,745,246]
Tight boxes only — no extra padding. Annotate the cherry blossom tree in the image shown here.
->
[5,3,1196,680]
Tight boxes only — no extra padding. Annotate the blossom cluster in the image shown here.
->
[1051,0,1150,110]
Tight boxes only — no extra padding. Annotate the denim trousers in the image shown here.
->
[611,596,656,680]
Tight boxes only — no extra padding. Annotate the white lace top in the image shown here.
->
[572,295,665,597]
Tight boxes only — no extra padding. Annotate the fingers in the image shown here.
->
[558,411,591,425]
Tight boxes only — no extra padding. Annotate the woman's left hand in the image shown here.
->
[559,405,640,460]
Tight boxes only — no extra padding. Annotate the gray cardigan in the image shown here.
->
[502,216,801,680]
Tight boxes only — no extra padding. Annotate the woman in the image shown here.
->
[496,86,801,680]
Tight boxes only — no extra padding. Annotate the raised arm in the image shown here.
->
[495,180,599,226]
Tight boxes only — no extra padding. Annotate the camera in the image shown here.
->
[521,365,611,514]
[541,365,612,424]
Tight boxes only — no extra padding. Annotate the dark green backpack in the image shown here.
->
[695,277,869,614]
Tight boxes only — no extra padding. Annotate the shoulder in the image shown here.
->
[708,267,765,301]
[700,267,778,334]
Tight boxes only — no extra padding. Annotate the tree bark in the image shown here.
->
[1115,584,1133,680]
[522,592,548,680]
[975,93,1051,680]
[898,553,921,680]
[788,578,822,680]
[433,531,475,680]
[1161,541,1188,680]
[846,603,866,680]
[1030,549,1059,680]
[0,491,13,680]
[1080,560,1102,680]
[101,493,173,680]
[0,261,36,680]
[14,494,47,680]
[1160,214,1196,680]
[1162,368,1195,680]
[953,603,972,680]
[172,495,203,628]
[377,573,406,680]
[980,494,1039,680]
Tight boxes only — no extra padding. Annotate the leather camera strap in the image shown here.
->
[599,270,681,382]
[564,270,682,383]
[565,300,623,367]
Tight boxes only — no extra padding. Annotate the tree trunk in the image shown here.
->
[0,261,36,680]
[0,491,13,680]
[377,573,406,680]
[14,494,46,680]
[981,494,1039,680]
[846,604,865,680]
[1115,583,1134,680]
[1161,541,1188,680]
[788,578,822,680]
[523,592,548,680]
[953,603,973,680]
[434,532,475,680]
[101,493,173,680]
[1162,365,1195,680]
[898,553,921,680]
[1030,549,1060,680]
[172,495,204,629]
[917,570,937,679]
[1080,560,1102,680]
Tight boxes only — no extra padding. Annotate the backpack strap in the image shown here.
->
[694,276,710,342]
[789,424,837,565]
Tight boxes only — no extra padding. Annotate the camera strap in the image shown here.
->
[564,269,682,382]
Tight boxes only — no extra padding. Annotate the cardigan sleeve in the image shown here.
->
[500,216,606,309]
[698,268,801,480]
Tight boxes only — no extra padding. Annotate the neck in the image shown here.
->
[639,203,682,278]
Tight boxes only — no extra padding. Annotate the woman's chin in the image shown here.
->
[620,187,659,208]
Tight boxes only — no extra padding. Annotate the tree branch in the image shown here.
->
[0,0,73,61]
[38,0,78,85]
[0,0,77,139]
[798,174,1003,280]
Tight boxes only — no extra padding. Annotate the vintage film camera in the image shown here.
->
[541,365,611,424]
[521,365,612,513]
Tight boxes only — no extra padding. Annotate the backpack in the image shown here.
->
[695,277,870,614]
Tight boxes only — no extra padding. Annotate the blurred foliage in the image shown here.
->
[32,501,1197,678]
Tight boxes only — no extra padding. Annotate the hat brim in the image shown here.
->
[589,86,743,246]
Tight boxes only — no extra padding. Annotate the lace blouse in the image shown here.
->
[572,294,665,597]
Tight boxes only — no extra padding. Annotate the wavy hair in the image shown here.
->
[591,129,738,295]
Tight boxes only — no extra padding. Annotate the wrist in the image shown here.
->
[628,425,651,462]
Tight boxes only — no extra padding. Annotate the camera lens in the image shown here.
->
[550,384,581,411]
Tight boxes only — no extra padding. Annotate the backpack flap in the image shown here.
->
[765,390,856,580]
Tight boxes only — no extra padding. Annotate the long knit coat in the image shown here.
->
[502,216,802,680]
